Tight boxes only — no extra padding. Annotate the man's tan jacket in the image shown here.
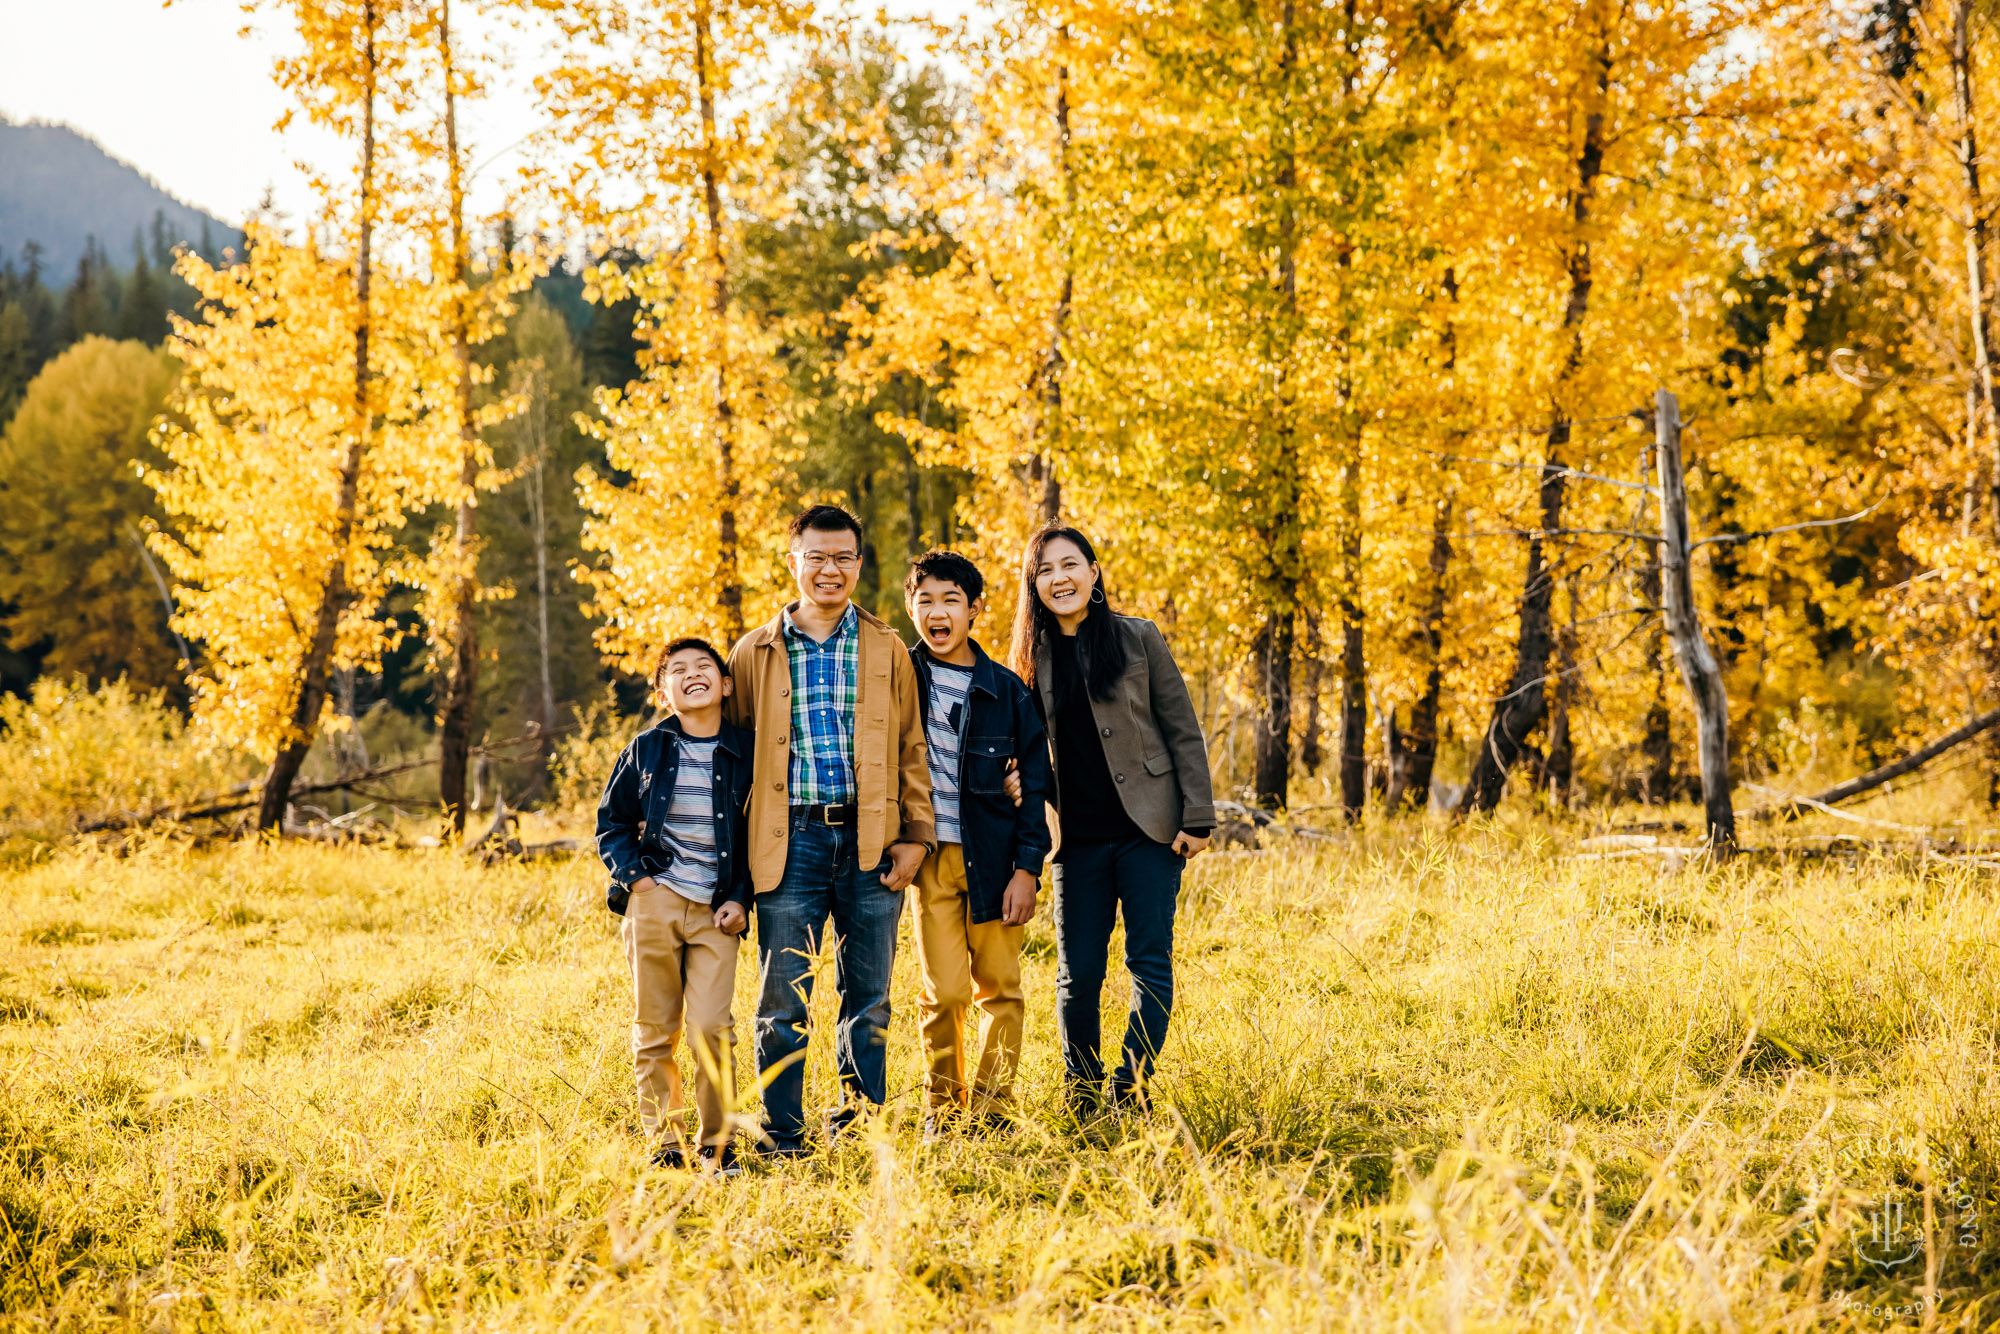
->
[725,602,935,894]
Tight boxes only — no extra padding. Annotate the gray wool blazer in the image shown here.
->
[1034,614,1217,843]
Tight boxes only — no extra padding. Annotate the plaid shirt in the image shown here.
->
[783,602,859,804]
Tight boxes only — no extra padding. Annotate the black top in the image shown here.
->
[1049,630,1145,847]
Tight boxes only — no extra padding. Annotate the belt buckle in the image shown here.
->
[820,804,838,826]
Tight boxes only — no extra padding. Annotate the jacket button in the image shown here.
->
[1100,726,1111,737]
[772,781,784,792]
[781,687,790,698]
[1115,773,1125,783]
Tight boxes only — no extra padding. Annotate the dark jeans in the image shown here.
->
[753,816,902,1150]
[1051,834,1184,1105]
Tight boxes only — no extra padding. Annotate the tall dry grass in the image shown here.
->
[1,820,1996,1329]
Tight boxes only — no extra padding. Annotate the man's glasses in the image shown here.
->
[798,552,861,571]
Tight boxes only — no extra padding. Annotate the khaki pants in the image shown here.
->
[621,884,738,1148]
[912,843,1025,1114]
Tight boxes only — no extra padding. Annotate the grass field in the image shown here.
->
[3,819,1998,1329]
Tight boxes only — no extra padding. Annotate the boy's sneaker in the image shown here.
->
[760,1139,814,1162]
[650,1142,688,1171]
[701,1144,743,1177]
[921,1112,950,1143]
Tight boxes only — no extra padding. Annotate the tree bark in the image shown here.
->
[1544,584,1576,804]
[1951,0,2000,539]
[1457,40,1608,816]
[523,367,557,763]
[1252,611,1295,808]
[1299,609,1325,775]
[1336,474,1368,820]
[694,0,743,639]
[1655,390,1735,851]
[1387,494,1451,811]
[436,0,482,832]
[1032,35,1072,525]
[257,1,378,832]
[1252,0,1306,812]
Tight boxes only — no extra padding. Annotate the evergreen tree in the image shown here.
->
[56,238,122,345]
[117,230,169,344]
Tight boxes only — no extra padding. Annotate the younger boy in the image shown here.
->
[596,637,755,1173]
[905,551,1054,1130]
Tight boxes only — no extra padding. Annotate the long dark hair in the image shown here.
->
[1008,524,1129,701]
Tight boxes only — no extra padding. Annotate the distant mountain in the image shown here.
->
[0,118,240,279]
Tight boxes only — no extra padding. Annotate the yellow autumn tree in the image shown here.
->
[839,5,1077,580]
[153,0,429,827]
[402,0,535,830]
[538,0,812,663]
[150,227,439,773]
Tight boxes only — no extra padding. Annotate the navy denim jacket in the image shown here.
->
[909,640,1055,924]
[595,714,755,917]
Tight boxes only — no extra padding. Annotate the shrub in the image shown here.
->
[0,677,254,845]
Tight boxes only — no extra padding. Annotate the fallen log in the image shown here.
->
[71,724,574,835]
[1750,706,2000,821]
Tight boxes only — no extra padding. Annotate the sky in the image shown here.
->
[0,0,973,231]
[0,1,547,227]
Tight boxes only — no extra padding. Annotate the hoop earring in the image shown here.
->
[1089,585,1106,605]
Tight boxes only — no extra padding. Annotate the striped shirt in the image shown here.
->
[783,602,859,804]
[659,737,721,904]
[923,657,973,845]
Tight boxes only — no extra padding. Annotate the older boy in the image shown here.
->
[906,550,1053,1131]
[725,505,934,1157]
[596,637,754,1174]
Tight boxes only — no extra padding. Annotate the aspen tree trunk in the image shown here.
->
[1333,0,1367,820]
[1299,609,1325,775]
[905,439,924,559]
[1388,267,1461,812]
[1655,390,1735,851]
[1640,480,1673,802]
[258,1,378,832]
[694,0,743,639]
[524,370,557,749]
[1386,495,1451,811]
[436,0,482,832]
[1031,39,1072,525]
[1252,0,1303,812]
[1952,0,2000,539]
[1641,631,1673,800]
[1457,40,1609,815]
[1544,592,1576,804]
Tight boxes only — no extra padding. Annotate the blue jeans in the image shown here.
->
[753,816,902,1149]
[1051,835,1184,1105]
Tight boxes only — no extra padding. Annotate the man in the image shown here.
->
[725,505,933,1156]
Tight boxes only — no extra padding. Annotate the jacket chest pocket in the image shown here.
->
[641,767,674,843]
[963,734,1012,796]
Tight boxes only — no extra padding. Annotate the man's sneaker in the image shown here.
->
[761,1140,814,1162]
[650,1142,687,1171]
[702,1144,743,1177]
[921,1113,949,1143]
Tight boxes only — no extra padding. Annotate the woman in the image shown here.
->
[1008,525,1213,1114]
